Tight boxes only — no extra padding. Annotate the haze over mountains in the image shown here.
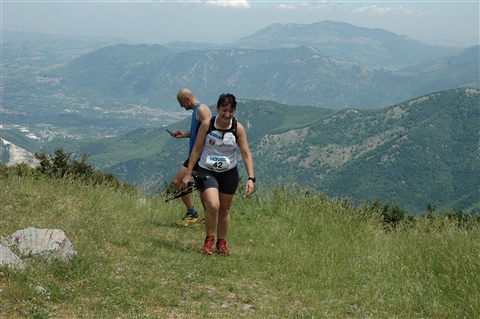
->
[1,21,478,214]
[65,44,477,110]
[166,20,459,68]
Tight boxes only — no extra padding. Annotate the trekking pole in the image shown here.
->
[164,175,203,203]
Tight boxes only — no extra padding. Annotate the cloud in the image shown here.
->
[299,1,334,10]
[205,0,251,9]
[277,4,296,10]
[352,5,428,17]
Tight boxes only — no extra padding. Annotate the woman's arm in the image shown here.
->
[236,122,255,196]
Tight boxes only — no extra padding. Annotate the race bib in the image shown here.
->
[206,156,230,172]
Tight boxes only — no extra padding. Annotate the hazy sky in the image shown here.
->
[2,0,479,47]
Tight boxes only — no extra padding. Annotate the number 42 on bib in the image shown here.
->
[206,156,231,172]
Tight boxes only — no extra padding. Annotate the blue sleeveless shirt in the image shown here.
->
[189,102,203,156]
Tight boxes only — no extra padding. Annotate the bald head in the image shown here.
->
[177,88,198,110]
[177,88,194,100]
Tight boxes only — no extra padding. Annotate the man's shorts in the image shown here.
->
[197,166,239,195]
[183,157,200,172]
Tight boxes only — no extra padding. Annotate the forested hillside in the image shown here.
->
[34,88,479,214]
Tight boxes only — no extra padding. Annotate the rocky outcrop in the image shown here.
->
[0,138,40,167]
[0,227,77,269]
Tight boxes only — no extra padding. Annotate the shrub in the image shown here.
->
[32,148,135,191]
[370,199,407,229]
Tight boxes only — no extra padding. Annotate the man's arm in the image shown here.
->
[172,130,190,138]
[196,104,212,122]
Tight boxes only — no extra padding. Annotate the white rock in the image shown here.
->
[0,244,24,269]
[3,227,77,261]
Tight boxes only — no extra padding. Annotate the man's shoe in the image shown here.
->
[175,212,201,227]
[201,236,215,255]
[216,239,230,256]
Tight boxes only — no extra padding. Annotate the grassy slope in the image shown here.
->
[1,175,479,318]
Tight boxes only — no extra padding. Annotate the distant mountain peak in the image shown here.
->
[225,20,458,68]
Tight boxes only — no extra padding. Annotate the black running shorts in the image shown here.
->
[197,166,239,195]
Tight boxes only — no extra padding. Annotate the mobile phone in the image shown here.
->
[166,128,175,136]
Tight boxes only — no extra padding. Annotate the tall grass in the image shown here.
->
[1,174,479,318]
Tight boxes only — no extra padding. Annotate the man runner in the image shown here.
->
[171,88,212,226]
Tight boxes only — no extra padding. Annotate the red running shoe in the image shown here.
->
[201,236,215,255]
[216,239,230,256]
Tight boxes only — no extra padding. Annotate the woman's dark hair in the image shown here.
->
[217,93,237,110]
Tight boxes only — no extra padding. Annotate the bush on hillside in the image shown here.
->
[369,199,409,229]
[366,199,480,231]
[33,148,134,191]
[431,208,480,229]
[0,148,134,192]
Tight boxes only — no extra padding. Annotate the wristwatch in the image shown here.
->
[248,176,256,183]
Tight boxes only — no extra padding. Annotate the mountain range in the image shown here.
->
[63,44,478,111]
[1,21,477,140]
[1,21,478,214]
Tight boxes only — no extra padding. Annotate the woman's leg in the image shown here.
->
[217,192,234,240]
[201,188,220,237]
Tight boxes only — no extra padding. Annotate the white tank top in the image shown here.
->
[199,118,237,172]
